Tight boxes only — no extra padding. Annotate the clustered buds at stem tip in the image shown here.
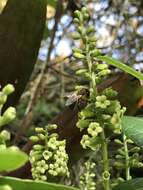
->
[29,124,69,181]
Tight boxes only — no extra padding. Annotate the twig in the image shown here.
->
[48,64,76,79]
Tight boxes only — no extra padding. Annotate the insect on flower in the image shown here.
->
[65,88,89,110]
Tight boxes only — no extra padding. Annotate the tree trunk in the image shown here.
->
[0,0,47,108]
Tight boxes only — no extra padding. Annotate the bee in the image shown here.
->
[65,88,89,110]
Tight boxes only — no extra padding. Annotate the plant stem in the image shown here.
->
[101,129,110,190]
[0,105,2,115]
[123,134,131,180]
[86,45,97,95]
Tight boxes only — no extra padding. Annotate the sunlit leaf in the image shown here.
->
[98,55,143,81]
[0,148,28,172]
[113,178,143,190]
[0,176,79,190]
[122,116,143,148]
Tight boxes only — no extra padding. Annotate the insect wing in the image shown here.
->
[65,93,82,106]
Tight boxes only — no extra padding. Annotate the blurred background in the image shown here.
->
[0,0,143,130]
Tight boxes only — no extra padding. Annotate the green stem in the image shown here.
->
[123,134,131,180]
[86,44,97,95]
[101,129,110,190]
[0,105,2,116]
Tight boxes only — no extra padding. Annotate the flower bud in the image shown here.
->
[98,69,111,76]
[73,52,85,59]
[73,18,79,24]
[133,162,143,168]
[96,95,110,109]
[30,136,39,142]
[96,126,103,133]
[83,13,89,20]
[114,139,123,145]
[77,26,83,34]
[81,7,88,13]
[76,69,87,75]
[76,119,90,130]
[2,84,15,95]
[72,47,83,54]
[97,64,108,70]
[88,36,97,42]
[129,147,140,153]
[127,139,134,144]
[102,171,110,181]
[72,32,81,40]
[90,49,100,57]
[81,135,90,149]
[33,144,44,151]
[35,127,45,133]
[0,130,10,141]
[114,162,125,168]
[118,148,125,156]
[46,124,57,131]
[86,26,94,34]
[0,92,7,105]
[115,154,124,159]
[8,146,19,151]
[74,10,81,18]
[132,153,139,159]
[43,150,52,160]
[0,107,16,127]
[3,107,16,121]
[38,133,45,140]
[50,133,59,138]
[40,175,47,181]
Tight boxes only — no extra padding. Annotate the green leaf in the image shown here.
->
[0,184,13,190]
[0,176,79,190]
[113,178,143,190]
[0,148,28,172]
[98,55,143,81]
[122,116,143,148]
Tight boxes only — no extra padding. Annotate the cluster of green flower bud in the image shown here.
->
[29,124,69,181]
[73,8,90,41]
[80,161,96,190]
[0,84,16,128]
[77,88,126,150]
[96,88,126,134]
[95,64,111,83]
[73,7,111,90]
[0,130,10,146]
[73,7,125,141]
[80,122,102,150]
[0,84,19,154]
[114,138,143,171]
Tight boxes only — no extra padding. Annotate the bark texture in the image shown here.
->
[0,0,47,108]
